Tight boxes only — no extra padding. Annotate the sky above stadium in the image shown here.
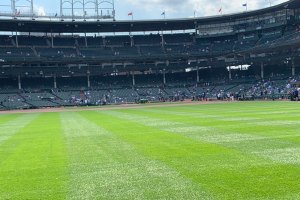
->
[2,0,289,20]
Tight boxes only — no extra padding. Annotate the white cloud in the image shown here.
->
[31,0,289,19]
[34,5,46,16]
[122,0,288,18]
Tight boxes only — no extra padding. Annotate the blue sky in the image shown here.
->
[1,0,288,20]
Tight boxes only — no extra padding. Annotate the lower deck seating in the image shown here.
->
[0,75,298,110]
[0,47,35,60]
[37,48,77,58]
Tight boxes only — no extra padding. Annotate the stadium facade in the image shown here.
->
[0,0,300,109]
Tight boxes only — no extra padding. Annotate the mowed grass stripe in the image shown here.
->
[110,105,300,165]
[102,108,299,150]
[157,102,300,118]
[61,112,210,200]
[158,103,300,148]
[147,102,300,123]
[0,114,22,125]
[0,113,68,199]
[0,114,39,146]
[143,104,300,166]
[100,109,265,143]
[149,106,300,123]
[96,108,300,199]
[133,104,300,144]
[101,108,300,162]
[0,102,299,199]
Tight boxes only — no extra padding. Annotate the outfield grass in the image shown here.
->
[0,102,300,199]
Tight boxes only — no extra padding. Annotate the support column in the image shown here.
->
[54,75,57,89]
[18,75,21,90]
[87,74,91,88]
[130,36,134,47]
[30,0,34,18]
[83,1,86,21]
[84,33,88,47]
[292,60,295,76]
[132,72,135,87]
[11,0,16,16]
[163,69,166,85]
[196,66,200,83]
[71,0,74,21]
[15,31,18,47]
[261,62,264,79]
[51,33,54,48]
[228,67,232,80]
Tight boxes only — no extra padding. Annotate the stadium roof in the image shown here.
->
[0,0,298,33]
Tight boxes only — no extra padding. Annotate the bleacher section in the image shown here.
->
[0,73,298,110]
[37,47,77,58]
[86,37,103,47]
[164,33,194,44]
[0,28,298,62]
[0,36,13,46]
[134,34,161,45]
[105,36,131,46]
[80,47,113,58]
[18,36,48,47]
[0,47,35,60]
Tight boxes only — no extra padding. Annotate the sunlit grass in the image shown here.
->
[0,102,299,199]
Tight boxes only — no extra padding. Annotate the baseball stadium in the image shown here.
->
[0,0,300,199]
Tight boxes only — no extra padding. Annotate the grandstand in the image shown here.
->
[0,0,300,110]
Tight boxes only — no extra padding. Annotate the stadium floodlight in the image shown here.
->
[0,0,34,19]
[0,0,115,21]
[60,0,115,21]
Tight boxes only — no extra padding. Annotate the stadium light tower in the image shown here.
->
[12,0,34,17]
[60,0,115,21]
[0,0,34,18]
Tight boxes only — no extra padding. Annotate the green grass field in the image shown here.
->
[1,102,300,199]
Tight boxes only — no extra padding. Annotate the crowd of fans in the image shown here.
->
[0,74,299,110]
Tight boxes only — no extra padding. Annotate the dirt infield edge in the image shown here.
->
[0,101,227,114]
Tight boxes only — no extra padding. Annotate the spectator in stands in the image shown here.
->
[294,89,299,101]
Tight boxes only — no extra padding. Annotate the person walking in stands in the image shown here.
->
[294,89,299,101]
